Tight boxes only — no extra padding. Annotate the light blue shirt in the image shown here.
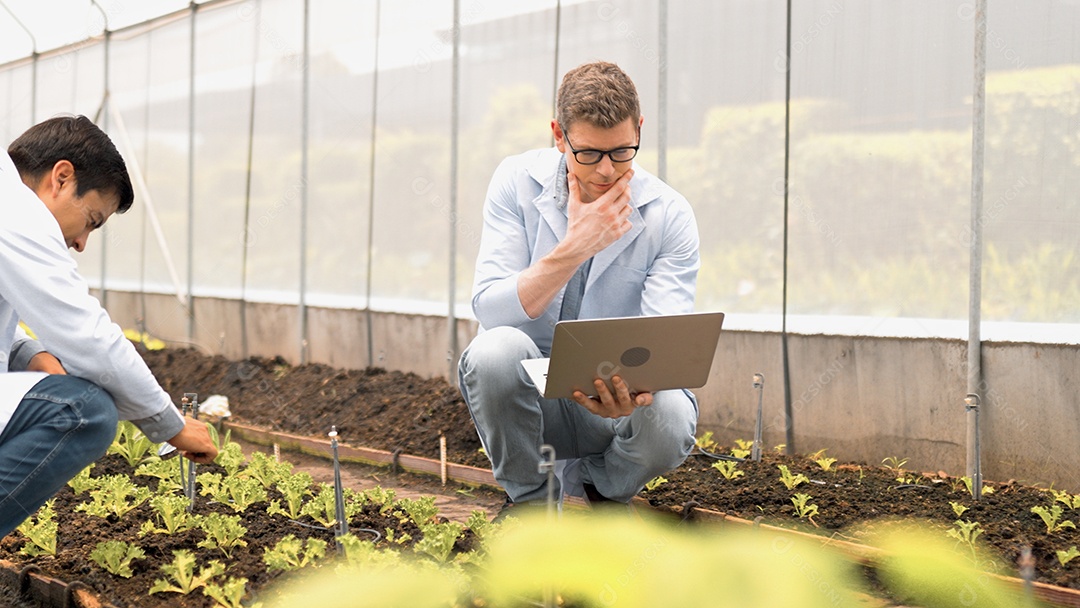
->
[471,147,700,355]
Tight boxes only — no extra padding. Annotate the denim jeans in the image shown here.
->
[459,326,698,504]
[0,375,118,537]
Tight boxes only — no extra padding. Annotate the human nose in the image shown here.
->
[71,231,89,252]
[595,154,616,177]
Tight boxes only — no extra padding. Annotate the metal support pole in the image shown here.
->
[657,0,668,181]
[538,444,557,608]
[186,2,198,342]
[298,0,311,365]
[965,393,982,501]
[330,426,348,548]
[967,0,988,484]
[752,373,765,462]
[364,0,382,369]
[447,0,461,384]
[181,393,199,510]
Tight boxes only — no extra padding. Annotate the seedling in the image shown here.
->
[90,540,145,578]
[75,474,152,518]
[301,483,364,527]
[266,472,314,520]
[140,494,203,536]
[695,431,719,453]
[777,464,808,490]
[384,528,411,545]
[712,460,744,480]
[1056,546,1080,567]
[808,449,837,472]
[203,576,253,608]
[67,465,98,494]
[1031,504,1077,534]
[946,520,984,563]
[881,456,908,476]
[949,501,969,518]
[108,421,157,468]
[644,476,668,491]
[958,476,995,496]
[466,510,494,542]
[16,500,57,557]
[363,486,397,515]
[135,458,183,493]
[217,476,268,513]
[414,521,464,563]
[773,444,787,454]
[731,439,753,459]
[396,496,439,526]
[242,451,295,489]
[197,513,249,558]
[215,442,245,477]
[149,549,226,595]
[1052,490,1080,510]
[791,493,819,523]
[263,534,327,572]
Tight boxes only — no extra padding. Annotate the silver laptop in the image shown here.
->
[520,312,725,399]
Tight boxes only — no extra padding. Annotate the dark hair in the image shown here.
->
[556,61,640,131]
[7,115,134,213]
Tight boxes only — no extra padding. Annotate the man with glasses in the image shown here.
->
[459,61,700,513]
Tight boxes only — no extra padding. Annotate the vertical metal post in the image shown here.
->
[239,0,261,359]
[181,393,199,510]
[448,0,461,384]
[752,373,765,461]
[364,0,382,369]
[538,444,557,608]
[186,2,198,342]
[298,0,311,365]
[965,394,982,500]
[780,0,795,455]
[550,0,562,134]
[967,0,988,485]
[657,0,668,181]
[330,426,348,547]
[94,1,111,311]
[0,3,37,124]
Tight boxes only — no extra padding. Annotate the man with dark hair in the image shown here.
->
[0,115,217,537]
[459,62,701,511]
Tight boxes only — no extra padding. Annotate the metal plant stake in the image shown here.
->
[538,444,557,608]
[965,393,982,501]
[752,373,765,462]
[181,393,199,511]
[330,426,349,546]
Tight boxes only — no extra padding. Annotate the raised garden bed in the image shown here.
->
[0,346,1077,606]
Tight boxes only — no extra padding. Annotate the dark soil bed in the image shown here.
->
[1,346,1077,606]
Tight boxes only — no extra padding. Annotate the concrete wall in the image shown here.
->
[100,291,1080,491]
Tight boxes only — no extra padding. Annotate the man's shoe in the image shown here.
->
[493,493,548,523]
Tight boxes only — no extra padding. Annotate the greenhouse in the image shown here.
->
[1,1,1078,606]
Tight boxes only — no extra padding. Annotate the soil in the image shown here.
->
[1,346,1077,606]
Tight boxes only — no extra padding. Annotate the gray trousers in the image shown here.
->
[458,326,698,504]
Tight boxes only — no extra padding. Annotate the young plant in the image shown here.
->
[215,442,245,477]
[263,534,328,572]
[242,450,294,489]
[949,501,969,518]
[644,476,668,491]
[135,458,183,493]
[197,513,249,558]
[149,550,226,596]
[731,439,752,459]
[946,520,984,563]
[75,474,152,519]
[777,464,808,490]
[140,494,202,536]
[197,471,224,498]
[108,421,157,468]
[695,431,719,452]
[773,444,787,454]
[395,496,438,526]
[267,472,314,520]
[791,493,819,523]
[808,449,837,472]
[217,476,268,513]
[466,510,494,542]
[1057,546,1080,567]
[16,500,57,557]
[1031,504,1077,534]
[363,486,397,514]
[881,456,908,476]
[90,540,145,578]
[957,476,995,496]
[67,465,98,494]
[1052,490,1080,510]
[711,460,744,480]
[203,576,253,608]
[414,521,464,563]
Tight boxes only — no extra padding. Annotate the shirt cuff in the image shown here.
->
[130,405,186,444]
[8,338,47,372]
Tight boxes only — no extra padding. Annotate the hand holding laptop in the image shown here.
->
[571,373,653,419]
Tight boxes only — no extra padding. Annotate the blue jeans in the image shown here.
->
[459,326,698,504]
[0,375,118,537]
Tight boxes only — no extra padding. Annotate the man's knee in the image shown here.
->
[637,391,697,466]
[460,326,538,376]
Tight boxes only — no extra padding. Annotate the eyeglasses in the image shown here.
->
[562,127,640,165]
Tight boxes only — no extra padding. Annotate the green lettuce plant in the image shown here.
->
[215,442,245,477]
[415,521,464,563]
[694,431,719,452]
[643,476,668,491]
[711,460,744,480]
[204,576,257,608]
[263,535,328,572]
[16,500,57,557]
[731,439,753,459]
[149,550,226,596]
[1057,546,1080,567]
[777,464,808,490]
[108,421,157,468]
[218,476,268,512]
[946,520,984,563]
[90,540,145,578]
[66,465,98,494]
[396,496,438,526]
[75,474,152,518]
[267,472,314,520]
[197,513,248,558]
[791,493,819,522]
[1031,504,1077,534]
[135,458,183,494]
[242,451,294,488]
[1052,490,1080,510]
[139,494,202,536]
[809,449,837,472]
[949,501,969,518]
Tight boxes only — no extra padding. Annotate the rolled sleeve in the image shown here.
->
[8,337,46,372]
[130,405,185,444]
